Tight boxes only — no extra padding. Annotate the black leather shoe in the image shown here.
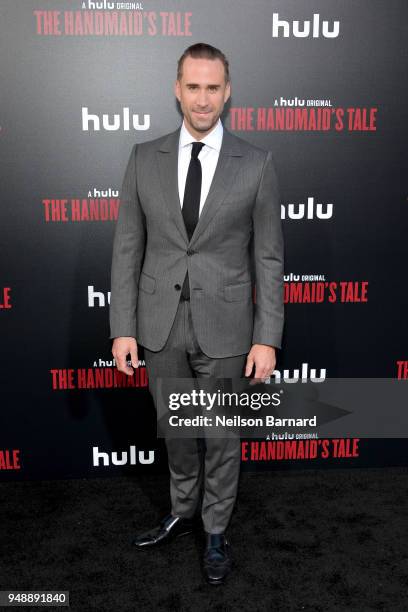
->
[203,533,231,585]
[131,514,194,548]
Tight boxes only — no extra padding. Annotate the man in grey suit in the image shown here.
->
[110,43,284,585]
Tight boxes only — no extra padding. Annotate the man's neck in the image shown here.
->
[182,118,221,141]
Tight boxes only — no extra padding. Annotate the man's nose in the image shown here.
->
[196,89,209,107]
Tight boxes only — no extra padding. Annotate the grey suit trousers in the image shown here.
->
[143,296,247,534]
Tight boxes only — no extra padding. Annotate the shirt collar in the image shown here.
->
[179,118,223,152]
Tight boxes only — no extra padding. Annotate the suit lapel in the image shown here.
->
[155,126,243,246]
[156,128,189,244]
[190,129,243,245]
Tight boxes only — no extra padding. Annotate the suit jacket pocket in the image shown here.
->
[138,271,156,294]
[224,280,252,302]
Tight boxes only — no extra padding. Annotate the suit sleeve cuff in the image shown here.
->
[251,332,282,350]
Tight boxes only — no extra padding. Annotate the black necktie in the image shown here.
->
[181,141,204,300]
[182,141,205,240]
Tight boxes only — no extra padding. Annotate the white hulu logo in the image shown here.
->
[88,286,110,307]
[82,107,151,131]
[273,363,327,383]
[272,13,340,38]
[281,197,333,220]
[87,1,115,8]
[93,446,155,466]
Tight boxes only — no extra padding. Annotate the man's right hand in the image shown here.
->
[112,337,138,376]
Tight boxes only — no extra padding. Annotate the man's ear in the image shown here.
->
[174,80,181,102]
[224,81,231,103]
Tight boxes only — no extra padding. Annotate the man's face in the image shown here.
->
[175,56,231,139]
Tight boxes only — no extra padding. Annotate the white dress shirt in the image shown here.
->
[178,118,223,215]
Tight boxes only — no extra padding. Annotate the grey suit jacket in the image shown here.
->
[109,127,284,358]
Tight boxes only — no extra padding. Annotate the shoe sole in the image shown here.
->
[204,565,231,585]
[176,528,194,538]
[132,528,194,548]
[206,577,226,586]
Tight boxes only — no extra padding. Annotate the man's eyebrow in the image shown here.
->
[185,82,221,88]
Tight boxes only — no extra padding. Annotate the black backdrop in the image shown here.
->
[1,0,407,480]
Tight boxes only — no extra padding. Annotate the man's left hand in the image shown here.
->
[245,344,276,382]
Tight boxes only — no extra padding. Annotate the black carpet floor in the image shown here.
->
[1,467,408,612]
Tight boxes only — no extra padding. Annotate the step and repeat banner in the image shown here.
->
[1,0,407,480]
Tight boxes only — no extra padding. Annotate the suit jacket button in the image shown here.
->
[174,284,181,291]
[186,249,195,256]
